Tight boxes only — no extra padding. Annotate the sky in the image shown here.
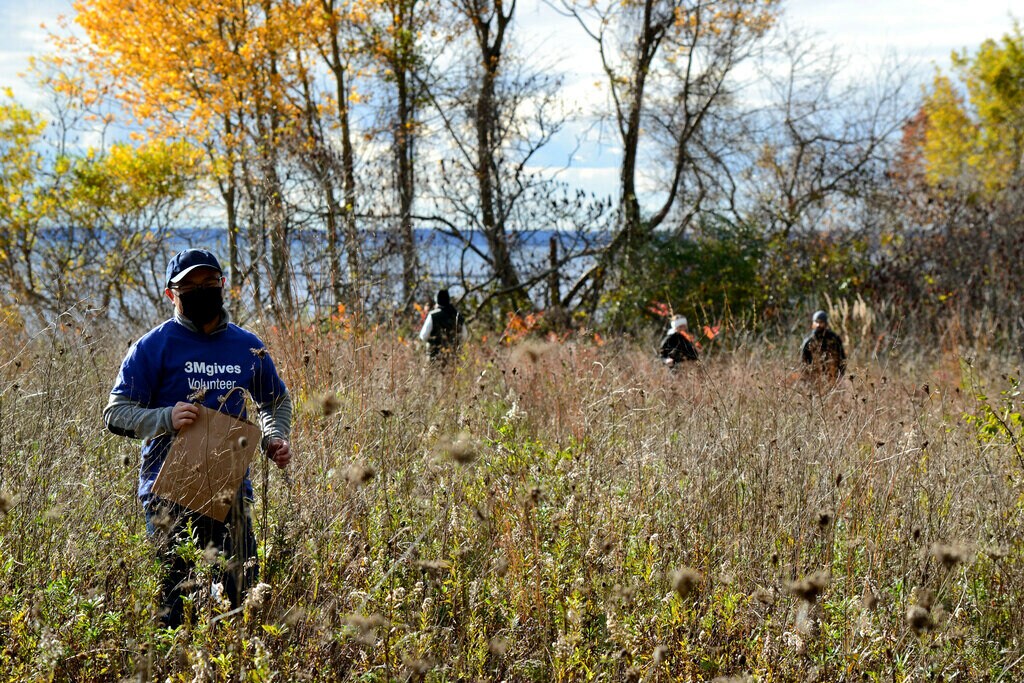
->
[3,0,1018,103]
[0,0,1019,198]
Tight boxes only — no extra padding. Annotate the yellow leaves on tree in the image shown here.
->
[920,21,1024,198]
[73,0,315,142]
[0,95,46,225]
[68,139,203,214]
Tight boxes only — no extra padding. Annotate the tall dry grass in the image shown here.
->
[0,311,1022,681]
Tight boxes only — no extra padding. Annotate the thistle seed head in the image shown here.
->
[785,571,829,604]
[671,568,703,600]
[437,432,479,465]
[345,463,376,486]
[861,581,879,610]
[930,542,969,570]
[906,604,933,633]
[0,491,17,514]
[320,393,342,417]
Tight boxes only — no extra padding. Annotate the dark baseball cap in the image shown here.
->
[165,249,223,287]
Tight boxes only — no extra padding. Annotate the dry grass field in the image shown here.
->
[1,313,1022,681]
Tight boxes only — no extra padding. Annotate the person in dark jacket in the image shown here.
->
[660,315,699,366]
[800,310,847,381]
[418,288,464,364]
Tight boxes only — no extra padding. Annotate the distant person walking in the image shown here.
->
[419,288,464,364]
[104,248,293,628]
[800,310,847,381]
[660,315,699,366]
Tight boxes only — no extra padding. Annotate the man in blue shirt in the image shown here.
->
[104,248,292,627]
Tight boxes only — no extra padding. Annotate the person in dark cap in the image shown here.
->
[800,310,846,381]
[418,288,464,364]
[103,248,293,628]
[660,315,699,366]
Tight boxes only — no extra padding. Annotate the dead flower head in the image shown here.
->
[0,491,16,515]
[513,340,554,364]
[752,587,775,606]
[930,542,970,570]
[785,571,830,604]
[345,463,376,486]
[816,510,833,529]
[489,637,509,656]
[906,604,933,633]
[415,559,452,574]
[861,581,879,610]
[345,613,389,645]
[319,393,342,417]
[436,432,479,465]
[244,582,272,612]
[213,488,234,508]
[671,568,703,600]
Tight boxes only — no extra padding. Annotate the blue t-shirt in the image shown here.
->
[111,318,288,501]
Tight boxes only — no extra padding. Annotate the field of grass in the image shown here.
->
[1,314,1023,681]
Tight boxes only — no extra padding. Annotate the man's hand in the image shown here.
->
[171,402,200,431]
[267,438,291,469]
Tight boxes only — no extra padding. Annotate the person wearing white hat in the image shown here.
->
[660,315,699,366]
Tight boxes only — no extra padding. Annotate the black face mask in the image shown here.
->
[180,288,224,328]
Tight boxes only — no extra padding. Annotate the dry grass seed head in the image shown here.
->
[786,571,829,604]
[244,582,272,611]
[202,543,223,566]
[213,489,234,508]
[403,657,432,678]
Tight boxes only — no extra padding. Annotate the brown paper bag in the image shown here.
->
[151,402,262,522]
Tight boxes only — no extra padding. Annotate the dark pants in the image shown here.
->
[145,497,258,628]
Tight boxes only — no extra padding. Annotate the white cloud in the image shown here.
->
[0,0,74,104]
